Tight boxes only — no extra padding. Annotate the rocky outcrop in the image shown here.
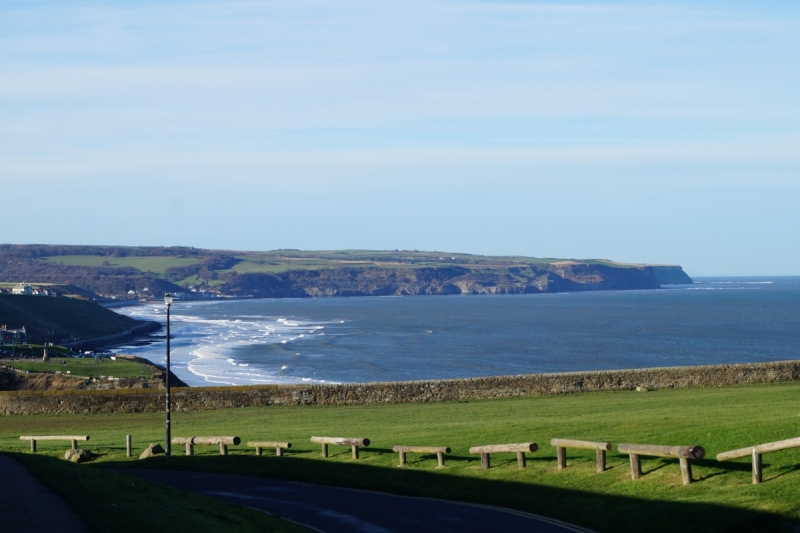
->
[65,448,92,463]
[139,443,164,459]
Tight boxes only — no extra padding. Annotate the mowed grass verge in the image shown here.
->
[3,382,800,532]
[5,356,152,378]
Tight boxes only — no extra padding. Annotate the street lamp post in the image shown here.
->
[164,293,174,458]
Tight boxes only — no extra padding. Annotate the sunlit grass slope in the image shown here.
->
[3,382,799,532]
[6,356,152,378]
[45,255,198,275]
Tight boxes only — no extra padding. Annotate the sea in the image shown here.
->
[112,277,800,387]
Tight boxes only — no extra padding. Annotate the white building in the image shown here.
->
[11,283,33,295]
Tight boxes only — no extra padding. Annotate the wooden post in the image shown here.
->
[517,451,526,469]
[556,446,567,470]
[20,435,90,451]
[186,442,194,456]
[679,457,692,485]
[470,443,536,470]
[630,453,641,480]
[393,445,450,467]
[718,436,800,462]
[596,449,606,473]
[220,443,228,455]
[312,436,369,458]
[752,449,762,485]
[247,441,291,456]
[481,453,490,470]
[126,435,132,458]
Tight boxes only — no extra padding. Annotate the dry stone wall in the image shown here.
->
[2,359,799,415]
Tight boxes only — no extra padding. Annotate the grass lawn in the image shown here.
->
[44,255,199,275]
[2,382,800,532]
[4,356,152,378]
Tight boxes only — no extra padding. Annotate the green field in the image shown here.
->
[43,250,643,278]
[4,356,152,378]
[45,255,198,275]
[3,382,800,532]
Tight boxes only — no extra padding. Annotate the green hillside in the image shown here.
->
[0,294,145,345]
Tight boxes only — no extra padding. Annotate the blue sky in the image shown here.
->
[1,1,798,275]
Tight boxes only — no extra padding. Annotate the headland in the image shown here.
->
[0,244,692,301]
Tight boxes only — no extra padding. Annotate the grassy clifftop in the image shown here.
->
[0,244,693,299]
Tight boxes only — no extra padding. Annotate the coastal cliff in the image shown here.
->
[0,245,693,299]
[220,262,690,298]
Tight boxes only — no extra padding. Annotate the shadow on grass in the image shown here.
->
[766,463,800,483]
[695,459,752,472]
[103,455,796,533]
[6,453,308,533]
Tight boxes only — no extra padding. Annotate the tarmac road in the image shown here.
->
[121,469,593,533]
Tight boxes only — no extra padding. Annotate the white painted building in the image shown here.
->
[11,283,33,295]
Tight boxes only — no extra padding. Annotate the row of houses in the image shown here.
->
[5,283,60,297]
[0,325,27,345]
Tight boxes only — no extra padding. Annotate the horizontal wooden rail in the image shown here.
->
[20,435,90,452]
[618,443,705,460]
[392,445,451,467]
[717,436,800,461]
[618,443,705,485]
[469,442,538,470]
[171,436,241,456]
[717,436,800,485]
[247,441,292,457]
[311,436,370,459]
[550,438,612,473]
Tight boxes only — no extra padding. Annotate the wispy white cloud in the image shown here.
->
[0,1,798,272]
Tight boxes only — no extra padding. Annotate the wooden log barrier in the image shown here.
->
[171,436,241,456]
[716,436,800,485]
[550,438,613,473]
[20,435,90,453]
[247,441,292,457]
[310,437,370,459]
[392,446,451,468]
[469,443,538,470]
[617,443,705,485]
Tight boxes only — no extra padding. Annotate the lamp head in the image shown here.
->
[164,293,174,306]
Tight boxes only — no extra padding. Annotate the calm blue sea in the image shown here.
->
[113,277,800,387]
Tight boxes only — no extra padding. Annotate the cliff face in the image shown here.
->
[220,262,690,298]
[651,266,694,285]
